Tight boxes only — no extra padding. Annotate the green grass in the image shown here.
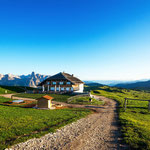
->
[0,96,36,108]
[91,86,150,149]
[0,96,12,103]
[0,97,91,149]
[14,93,71,102]
[0,85,36,94]
[84,85,103,92]
[68,96,104,105]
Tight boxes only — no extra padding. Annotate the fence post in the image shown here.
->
[148,101,150,112]
[124,98,127,112]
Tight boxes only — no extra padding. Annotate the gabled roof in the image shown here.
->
[62,72,84,84]
[38,72,84,86]
[36,95,53,100]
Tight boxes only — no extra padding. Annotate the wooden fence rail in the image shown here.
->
[124,98,150,112]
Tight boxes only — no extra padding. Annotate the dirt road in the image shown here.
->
[0,93,36,101]
[7,95,127,150]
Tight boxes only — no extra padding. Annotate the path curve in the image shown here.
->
[6,95,127,150]
[0,94,36,101]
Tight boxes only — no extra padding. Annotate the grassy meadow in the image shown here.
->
[84,84,103,92]
[0,96,91,149]
[91,86,150,149]
[1,84,150,149]
[68,96,104,105]
[14,93,71,102]
[0,96,37,108]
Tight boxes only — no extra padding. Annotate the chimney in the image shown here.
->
[72,74,74,77]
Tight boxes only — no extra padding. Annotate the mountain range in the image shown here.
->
[84,79,150,91]
[0,72,49,87]
[0,72,150,90]
[115,80,150,91]
[84,80,139,86]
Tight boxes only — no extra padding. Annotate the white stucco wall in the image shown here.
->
[74,84,84,93]
[48,100,52,109]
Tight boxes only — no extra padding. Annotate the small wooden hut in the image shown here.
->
[37,95,53,109]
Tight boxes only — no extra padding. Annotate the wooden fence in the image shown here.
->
[124,98,150,112]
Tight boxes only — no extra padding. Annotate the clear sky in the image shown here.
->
[0,0,150,80]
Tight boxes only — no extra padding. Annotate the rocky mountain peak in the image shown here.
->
[0,72,50,87]
[31,71,36,77]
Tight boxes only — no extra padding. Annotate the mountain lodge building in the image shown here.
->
[38,72,84,93]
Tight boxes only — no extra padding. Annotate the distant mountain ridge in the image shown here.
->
[84,80,142,86]
[0,72,49,87]
[84,79,150,91]
[115,80,150,91]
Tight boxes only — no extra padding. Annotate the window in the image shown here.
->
[51,87,55,91]
[47,82,50,85]
[66,87,70,91]
[61,87,64,91]
[52,82,56,85]
[67,82,71,85]
[59,82,63,85]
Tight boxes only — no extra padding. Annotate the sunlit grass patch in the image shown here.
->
[14,93,71,102]
[0,97,91,149]
[68,96,104,105]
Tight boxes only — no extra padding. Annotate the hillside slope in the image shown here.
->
[84,83,104,91]
[0,85,35,94]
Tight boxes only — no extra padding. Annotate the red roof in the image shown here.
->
[37,95,53,100]
[43,95,53,100]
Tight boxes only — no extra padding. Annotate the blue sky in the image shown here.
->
[0,0,150,80]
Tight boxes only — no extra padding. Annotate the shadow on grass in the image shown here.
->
[85,105,104,108]
[0,85,25,93]
[127,106,148,109]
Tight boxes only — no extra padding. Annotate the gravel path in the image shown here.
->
[6,95,126,150]
[0,94,36,101]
